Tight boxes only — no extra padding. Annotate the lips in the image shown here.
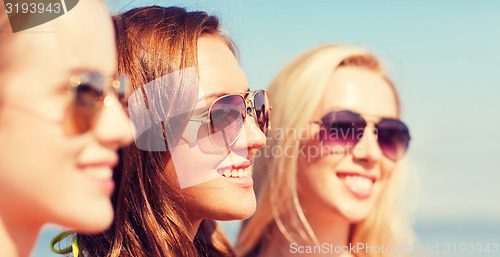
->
[82,166,113,180]
[217,162,253,188]
[336,171,376,199]
[78,156,119,194]
[216,157,252,177]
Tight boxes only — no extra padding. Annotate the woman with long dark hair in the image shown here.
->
[52,6,270,257]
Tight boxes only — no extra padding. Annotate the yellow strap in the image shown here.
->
[50,230,81,256]
[72,233,80,257]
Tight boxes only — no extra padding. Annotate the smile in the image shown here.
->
[220,167,250,178]
[216,167,254,188]
[83,166,113,180]
[336,172,376,199]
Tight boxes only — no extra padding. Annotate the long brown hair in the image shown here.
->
[77,6,234,257]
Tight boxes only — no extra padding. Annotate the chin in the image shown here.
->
[217,205,256,221]
[336,205,372,224]
[345,214,368,224]
[75,217,113,234]
[234,203,257,220]
[211,194,257,221]
[62,204,114,233]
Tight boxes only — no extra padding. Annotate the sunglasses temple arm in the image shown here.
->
[189,118,210,123]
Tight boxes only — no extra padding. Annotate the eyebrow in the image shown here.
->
[201,88,251,101]
[53,68,101,93]
[326,108,394,122]
[67,68,101,76]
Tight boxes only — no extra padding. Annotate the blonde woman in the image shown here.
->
[237,45,415,257]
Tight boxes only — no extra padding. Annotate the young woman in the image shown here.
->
[52,6,270,257]
[0,1,132,256]
[237,45,415,257]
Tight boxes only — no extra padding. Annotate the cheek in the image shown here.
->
[297,139,345,203]
[370,158,396,206]
[0,112,98,225]
[164,152,256,220]
[0,108,81,173]
[380,158,396,180]
[167,138,224,189]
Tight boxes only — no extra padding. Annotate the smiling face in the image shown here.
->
[165,35,266,224]
[0,0,132,232]
[297,66,399,223]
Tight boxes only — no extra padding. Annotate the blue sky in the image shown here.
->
[32,1,500,256]
[104,0,500,224]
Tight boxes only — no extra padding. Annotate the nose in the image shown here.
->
[351,125,382,166]
[93,95,133,149]
[232,114,266,150]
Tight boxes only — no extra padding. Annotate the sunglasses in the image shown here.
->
[190,90,271,148]
[66,72,130,134]
[313,110,410,160]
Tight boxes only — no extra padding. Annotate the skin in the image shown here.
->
[299,67,398,223]
[0,1,132,256]
[165,35,267,239]
[261,67,399,257]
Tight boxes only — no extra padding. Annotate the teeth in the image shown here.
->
[84,167,112,180]
[343,175,372,191]
[221,168,249,178]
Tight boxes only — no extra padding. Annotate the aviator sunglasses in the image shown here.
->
[67,71,130,134]
[313,110,410,160]
[191,90,271,148]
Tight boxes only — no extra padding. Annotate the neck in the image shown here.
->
[0,211,41,257]
[259,201,353,257]
[300,194,355,257]
[307,210,351,247]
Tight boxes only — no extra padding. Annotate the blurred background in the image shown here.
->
[33,0,500,256]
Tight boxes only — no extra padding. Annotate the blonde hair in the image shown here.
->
[237,44,415,257]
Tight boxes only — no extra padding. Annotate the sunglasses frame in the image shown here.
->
[312,110,410,160]
[190,89,271,149]
[67,71,130,134]
[68,72,130,105]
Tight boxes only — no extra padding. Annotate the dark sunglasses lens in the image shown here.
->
[69,73,105,134]
[319,111,366,148]
[209,95,246,148]
[253,90,270,136]
[376,119,410,160]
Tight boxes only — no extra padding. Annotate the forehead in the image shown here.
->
[1,0,116,94]
[197,35,248,99]
[318,67,398,120]
[53,0,117,76]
